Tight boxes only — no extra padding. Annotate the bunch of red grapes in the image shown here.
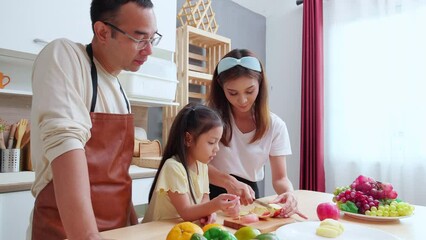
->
[333,175,398,214]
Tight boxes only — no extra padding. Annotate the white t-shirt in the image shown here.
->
[209,112,292,182]
[30,38,130,197]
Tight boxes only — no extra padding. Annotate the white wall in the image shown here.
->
[232,0,304,195]
[265,3,303,195]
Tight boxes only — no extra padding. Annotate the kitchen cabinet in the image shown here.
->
[0,190,33,240]
[0,0,92,55]
[0,0,176,55]
[0,0,178,106]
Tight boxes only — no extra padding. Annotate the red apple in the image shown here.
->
[316,202,340,221]
[268,203,283,217]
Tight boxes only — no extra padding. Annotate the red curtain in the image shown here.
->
[299,0,325,192]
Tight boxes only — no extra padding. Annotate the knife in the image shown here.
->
[255,199,309,220]
[254,199,272,208]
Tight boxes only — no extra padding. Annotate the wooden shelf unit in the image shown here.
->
[162,25,231,144]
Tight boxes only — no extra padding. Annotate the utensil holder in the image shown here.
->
[1,149,23,172]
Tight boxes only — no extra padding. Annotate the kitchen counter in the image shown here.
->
[0,165,157,193]
[100,190,425,240]
[0,171,34,193]
[128,165,157,179]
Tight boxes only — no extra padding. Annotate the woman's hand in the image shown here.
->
[208,165,254,205]
[225,179,255,206]
[199,212,217,226]
[271,192,308,219]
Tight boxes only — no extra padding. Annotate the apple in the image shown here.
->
[316,202,340,221]
[252,205,271,217]
[268,204,283,218]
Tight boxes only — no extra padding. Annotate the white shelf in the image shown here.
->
[0,89,32,96]
[129,98,179,107]
[0,48,36,62]
[0,47,178,107]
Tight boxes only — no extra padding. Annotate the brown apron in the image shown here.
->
[31,44,137,239]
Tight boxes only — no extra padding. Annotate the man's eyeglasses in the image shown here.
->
[103,22,162,50]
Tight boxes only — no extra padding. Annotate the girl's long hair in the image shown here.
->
[207,49,270,146]
[148,102,223,203]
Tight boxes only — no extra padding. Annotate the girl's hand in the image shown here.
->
[199,212,217,226]
[271,192,308,219]
[214,193,240,217]
[223,198,240,218]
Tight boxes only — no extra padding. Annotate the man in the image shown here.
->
[28,1,160,239]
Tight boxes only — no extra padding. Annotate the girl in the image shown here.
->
[207,49,307,219]
[142,102,240,224]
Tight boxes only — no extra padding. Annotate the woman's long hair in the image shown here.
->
[207,49,270,146]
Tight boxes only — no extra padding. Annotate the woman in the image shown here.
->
[207,49,306,218]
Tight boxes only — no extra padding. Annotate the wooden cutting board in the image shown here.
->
[223,216,295,233]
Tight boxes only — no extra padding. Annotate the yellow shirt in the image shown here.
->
[142,157,209,222]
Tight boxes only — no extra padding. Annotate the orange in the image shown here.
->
[166,221,204,240]
[202,223,226,232]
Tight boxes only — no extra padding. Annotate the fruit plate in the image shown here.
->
[275,221,402,240]
[343,211,411,222]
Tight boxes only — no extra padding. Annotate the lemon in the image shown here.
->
[166,221,203,240]
[234,226,261,240]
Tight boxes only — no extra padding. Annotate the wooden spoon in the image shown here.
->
[20,128,30,149]
[14,119,29,149]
